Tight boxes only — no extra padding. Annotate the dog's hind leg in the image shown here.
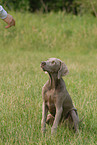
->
[46,114,55,126]
[70,110,79,133]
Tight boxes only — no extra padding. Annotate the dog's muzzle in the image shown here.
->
[41,61,46,68]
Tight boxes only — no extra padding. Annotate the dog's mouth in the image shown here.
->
[41,66,45,71]
[40,65,46,72]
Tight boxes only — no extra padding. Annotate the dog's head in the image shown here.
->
[41,58,69,79]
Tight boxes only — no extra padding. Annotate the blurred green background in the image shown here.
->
[1,0,97,16]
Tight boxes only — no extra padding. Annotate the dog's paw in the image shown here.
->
[51,127,57,135]
[75,129,79,135]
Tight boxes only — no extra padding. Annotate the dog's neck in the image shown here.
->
[48,72,59,89]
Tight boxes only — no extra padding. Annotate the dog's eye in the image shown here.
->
[52,61,55,64]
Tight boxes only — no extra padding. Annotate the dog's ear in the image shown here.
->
[58,61,69,79]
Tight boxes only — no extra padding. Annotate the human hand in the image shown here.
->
[3,14,15,28]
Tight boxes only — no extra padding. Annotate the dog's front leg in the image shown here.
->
[51,107,63,134]
[41,101,48,134]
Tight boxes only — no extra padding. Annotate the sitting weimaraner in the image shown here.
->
[41,58,82,134]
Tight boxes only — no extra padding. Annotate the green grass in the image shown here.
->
[0,11,97,144]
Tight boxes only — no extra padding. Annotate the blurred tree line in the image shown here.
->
[0,0,97,16]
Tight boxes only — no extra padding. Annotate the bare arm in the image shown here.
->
[3,14,15,28]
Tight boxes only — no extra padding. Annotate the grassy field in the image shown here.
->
[0,12,97,144]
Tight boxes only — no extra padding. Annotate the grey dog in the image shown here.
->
[41,58,82,134]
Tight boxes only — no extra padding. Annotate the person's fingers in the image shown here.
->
[5,24,11,29]
[5,19,15,28]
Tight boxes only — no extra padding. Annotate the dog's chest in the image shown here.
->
[45,89,56,115]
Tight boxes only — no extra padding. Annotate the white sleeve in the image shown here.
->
[0,5,7,19]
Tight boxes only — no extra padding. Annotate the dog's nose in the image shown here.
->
[41,61,46,66]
